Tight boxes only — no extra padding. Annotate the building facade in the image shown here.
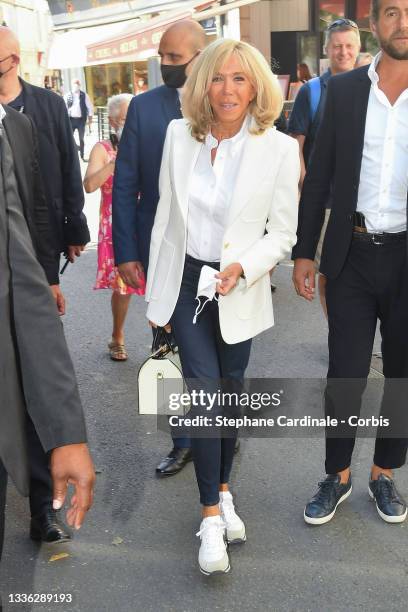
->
[0,0,55,87]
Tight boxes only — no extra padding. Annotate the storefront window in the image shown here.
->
[356,0,371,25]
[85,62,135,107]
[319,0,345,30]
[356,0,379,54]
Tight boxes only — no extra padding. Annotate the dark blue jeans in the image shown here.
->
[171,255,252,506]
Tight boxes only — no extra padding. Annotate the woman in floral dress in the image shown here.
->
[84,94,145,361]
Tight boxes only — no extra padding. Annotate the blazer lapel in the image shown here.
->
[19,78,35,116]
[2,111,30,215]
[172,124,201,222]
[351,68,371,189]
[160,86,182,124]
[227,129,274,226]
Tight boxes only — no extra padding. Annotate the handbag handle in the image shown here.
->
[151,326,176,358]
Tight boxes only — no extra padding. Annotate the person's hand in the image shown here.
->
[215,263,243,296]
[67,245,86,263]
[293,258,316,301]
[50,284,66,316]
[50,443,95,530]
[118,261,144,289]
[149,320,172,333]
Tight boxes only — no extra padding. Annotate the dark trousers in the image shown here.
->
[325,234,408,474]
[27,417,52,518]
[70,117,86,158]
[0,460,5,611]
[171,255,252,506]
[0,459,6,562]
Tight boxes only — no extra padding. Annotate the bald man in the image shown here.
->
[112,20,206,476]
[0,27,90,544]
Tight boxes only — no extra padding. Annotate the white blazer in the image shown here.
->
[146,118,300,344]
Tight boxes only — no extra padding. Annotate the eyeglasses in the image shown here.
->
[327,18,359,31]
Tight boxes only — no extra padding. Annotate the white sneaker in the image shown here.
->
[196,516,230,576]
[220,491,246,543]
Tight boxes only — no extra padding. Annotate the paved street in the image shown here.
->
[1,140,407,612]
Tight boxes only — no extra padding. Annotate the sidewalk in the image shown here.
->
[0,245,406,611]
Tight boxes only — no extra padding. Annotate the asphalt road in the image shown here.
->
[1,144,407,612]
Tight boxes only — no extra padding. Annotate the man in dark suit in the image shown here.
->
[0,105,95,569]
[112,20,207,476]
[293,0,408,525]
[0,26,91,542]
[0,28,90,272]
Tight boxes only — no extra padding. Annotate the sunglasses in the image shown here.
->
[327,18,359,30]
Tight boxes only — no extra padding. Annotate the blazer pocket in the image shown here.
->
[241,185,273,223]
[149,237,175,301]
[236,277,267,320]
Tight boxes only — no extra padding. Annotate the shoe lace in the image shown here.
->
[377,479,399,504]
[221,498,236,523]
[315,479,336,502]
[196,520,226,549]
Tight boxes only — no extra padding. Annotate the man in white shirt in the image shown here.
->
[293,0,408,525]
[64,79,93,161]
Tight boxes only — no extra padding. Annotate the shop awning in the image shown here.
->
[85,0,261,66]
[86,2,213,66]
[47,21,136,69]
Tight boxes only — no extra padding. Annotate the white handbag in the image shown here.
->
[137,328,187,415]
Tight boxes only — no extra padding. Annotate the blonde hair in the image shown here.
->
[182,38,283,142]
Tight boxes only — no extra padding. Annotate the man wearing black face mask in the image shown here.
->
[112,20,206,476]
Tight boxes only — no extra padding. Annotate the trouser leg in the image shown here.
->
[0,459,7,563]
[0,460,5,611]
[26,416,52,519]
[374,241,408,468]
[325,239,378,474]
[171,256,251,505]
[77,122,86,158]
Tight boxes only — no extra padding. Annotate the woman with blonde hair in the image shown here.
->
[146,38,300,575]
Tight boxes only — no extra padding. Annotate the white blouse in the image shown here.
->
[186,115,250,262]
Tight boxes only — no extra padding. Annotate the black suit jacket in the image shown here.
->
[292,66,407,279]
[3,107,58,284]
[0,108,87,495]
[18,79,90,253]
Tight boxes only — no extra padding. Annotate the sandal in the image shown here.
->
[108,341,128,361]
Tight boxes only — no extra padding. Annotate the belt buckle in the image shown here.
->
[372,233,384,245]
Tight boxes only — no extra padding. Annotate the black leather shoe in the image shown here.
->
[30,510,71,543]
[156,447,192,477]
[369,474,407,523]
[304,474,352,525]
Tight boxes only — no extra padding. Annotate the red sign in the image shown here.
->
[87,14,192,63]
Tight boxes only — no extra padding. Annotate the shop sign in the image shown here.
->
[87,20,182,63]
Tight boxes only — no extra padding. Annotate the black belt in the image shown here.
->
[353,228,406,245]
[185,253,220,270]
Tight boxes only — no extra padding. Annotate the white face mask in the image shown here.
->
[72,83,80,92]
[193,265,219,324]
[115,126,123,140]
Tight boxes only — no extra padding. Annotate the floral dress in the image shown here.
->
[94,140,145,295]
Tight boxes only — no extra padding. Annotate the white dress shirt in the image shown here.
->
[187,115,250,262]
[356,52,408,233]
[65,90,93,119]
